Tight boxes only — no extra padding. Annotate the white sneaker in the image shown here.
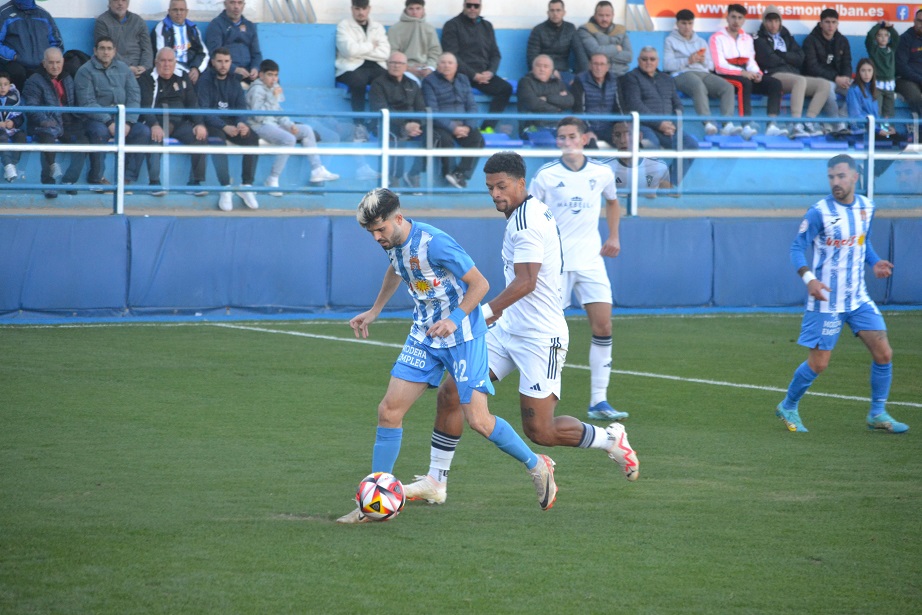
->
[403,474,447,504]
[265,175,283,197]
[704,121,719,136]
[528,454,558,510]
[765,122,788,137]
[791,123,810,138]
[336,507,370,524]
[4,163,16,182]
[50,162,64,180]
[218,191,233,211]
[606,422,639,481]
[740,124,758,140]
[310,165,341,183]
[236,186,259,209]
[720,122,743,136]
[352,124,369,142]
[803,122,824,137]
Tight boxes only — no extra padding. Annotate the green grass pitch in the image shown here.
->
[1,312,920,613]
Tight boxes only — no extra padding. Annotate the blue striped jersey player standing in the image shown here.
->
[337,188,558,523]
[776,154,908,434]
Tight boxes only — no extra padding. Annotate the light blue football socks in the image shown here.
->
[782,361,819,409]
[488,416,539,470]
[869,361,892,418]
[372,426,403,473]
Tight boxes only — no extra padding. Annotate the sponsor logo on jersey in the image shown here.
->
[825,235,862,248]
[414,279,431,292]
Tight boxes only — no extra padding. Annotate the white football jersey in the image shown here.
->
[496,196,569,340]
[529,157,617,271]
[606,156,670,195]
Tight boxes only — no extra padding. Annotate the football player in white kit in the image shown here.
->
[776,154,908,434]
[605,121,671,198]
[529,116,627,421]
[403,152,639,507]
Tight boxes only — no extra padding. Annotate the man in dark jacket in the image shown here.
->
[205,0,261,82]
[151,0,209,84]
[440,0,511,129]
[0,0,64,90]
[517,54,574,139]
[139,47,207,196]
[896,8,922,115]
[22,47,87,198]
[421,51,484,188]
[197,46,259,211]
[620,47,697,183]
[370,50,429,187]
[527,0,579,83]
[802,8,851,125]
[570,52,622,148]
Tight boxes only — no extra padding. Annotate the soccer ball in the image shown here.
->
[356,472,406,521]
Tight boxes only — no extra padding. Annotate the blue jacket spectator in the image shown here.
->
[422,63,478,133]
[0,0,63,89]
[570,53,622,146]
[205,1,261,82]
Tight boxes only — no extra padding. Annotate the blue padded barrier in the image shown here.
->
[0,216,128,314]
[608,218,713,308]
[127,216,331,312]
[889,219,922,304]
[865,218,892,304]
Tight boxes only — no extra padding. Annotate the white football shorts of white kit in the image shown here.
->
[561,262,613,309]
[486,325,568,400]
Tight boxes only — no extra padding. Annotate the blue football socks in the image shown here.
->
[783,361,819,409]
[869,362,892,418]
[488,416,539,470]
[371,426,403,473]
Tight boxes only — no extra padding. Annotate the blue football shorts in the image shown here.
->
[797,301,887,350]
[390,334,495,404]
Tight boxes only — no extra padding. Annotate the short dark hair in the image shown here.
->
[828,154,856,171]
[727,4,747,17]
[94,36,115,48]
[405,0,424,6]
[357,188,401,227]
[676,9,694,21]
[595,1,613,12]
[353,0,370,8]
[0,71,10,82]
[557,116,588,134]
[212,46,231,58]
[259,59,279,73]
[820,8,839,20]
[483,152,527,179]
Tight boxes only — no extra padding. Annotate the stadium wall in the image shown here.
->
[1,216,919,319]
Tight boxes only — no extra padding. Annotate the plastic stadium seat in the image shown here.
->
[482,132,524,147]
[805,137,849,150]
[705,135,758,149]
[755,136,805,150]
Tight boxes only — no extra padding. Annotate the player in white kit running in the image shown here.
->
[529,116,627,421]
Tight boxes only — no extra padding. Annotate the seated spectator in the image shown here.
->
[663,9,738,136]
[0,71,24,182]
[151,0,209,85]
[570,52,622,148]
[94,0,153,78]
[710,3,786,139]
[0,0,64,90]
[605,120,671,197]
[896,9,922,116]
[386,0,440,84]
[847,58,905,144]
[441,0,511,130]
[864,21,899,121]
[205,0,261,83]
[422,51,484,188]
[517,54,574,138]
[246,59,339,195]
[527,0,579,84]
[576,1,631,77]
[197,46,260,211]
[22,47,88,199]
[369,50,429,188]
[802,8,851,132]
[620,47,698,183]
[754,6,828,137]
[75,36,151,191]
[335,0,389,139]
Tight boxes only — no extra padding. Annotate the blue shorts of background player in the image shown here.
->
[391,335,495,403]
[797,302,886,351]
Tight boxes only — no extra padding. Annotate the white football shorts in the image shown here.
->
[486,325,568,399]
[561,262,613,309]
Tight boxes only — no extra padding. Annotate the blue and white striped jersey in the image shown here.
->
[387,220,486,348]
[791,194,881,313]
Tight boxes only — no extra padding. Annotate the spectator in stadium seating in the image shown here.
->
[151,0,209,85]
[422,51,483,189]
[606,120,671,197]
[75,36,150,191]
[754,6,828,138]
[0,71,24,183]
[197,46,260,211]
[335,0,389,140]
[386,0,440,84]
[205,0,261,83]
[570,52,622,148]
[441,0,511,131]
[576,1,632,78]
[527,0,579,84]
[94,0,153,78]
[710,3,786,139]
[369,50,429,188]
[895,9,922,117]
[517,54,574,138]
[865,22,899,122]
[664,9,738,136]
[802,8,851,132]
[246,58,339,196]
[0,0,64,91]
[847,58,904,145]
[620,47,698,183]
[23,47,88,199]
